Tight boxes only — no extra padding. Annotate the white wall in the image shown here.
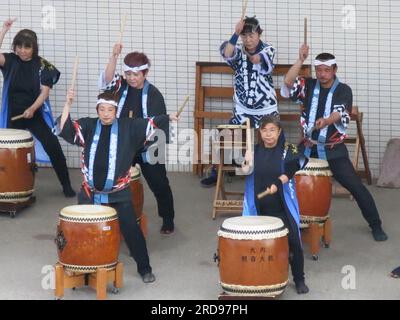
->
[0,0,399,178]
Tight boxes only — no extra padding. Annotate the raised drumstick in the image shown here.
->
[118,13,127,44]
[177,95,190,117]
[241,0,249,20]
[304,17,308,44]
[70,56,79,89]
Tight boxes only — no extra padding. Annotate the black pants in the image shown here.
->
[134,155,175,223]
[9,114,72,188]
[78,194,152,276]
[266,211,305,283]
[328,157,382,228]
[111,201,152,276]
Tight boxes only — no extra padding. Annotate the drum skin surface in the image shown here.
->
[56,205,121,273]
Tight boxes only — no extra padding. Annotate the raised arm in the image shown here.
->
[60,88,75,131]
[0,18,16,67]
[104,43,123,84]
[284,43,309,88]
[223,19,245,58]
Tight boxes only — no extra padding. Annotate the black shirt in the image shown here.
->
[93,124,111,191]
[254,145,284,215]
[9,58,37,116]
[120,87,143,119]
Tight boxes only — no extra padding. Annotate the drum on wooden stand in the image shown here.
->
[129,165,147,237]
[216,216,289,297]
[0,129,35,204]
[294,158,332,226]
[55,205,121,273]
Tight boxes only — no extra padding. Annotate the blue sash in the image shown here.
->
[88,119,119,204]
[305,78,340,160]
[117,80,150,118]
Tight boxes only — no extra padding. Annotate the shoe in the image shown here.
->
[160,221,175,235]
[390,266,400,278]
[141,272,156,283]
[295,280,309,294]
[371,226,388,241]
[62,185,76,198]
[200,167,217,188]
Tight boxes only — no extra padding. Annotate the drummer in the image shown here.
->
[241,115,309,294]
[201,16,279,187]
[280,43,388,242]
[57,88,179,283]
[99,46,176,235]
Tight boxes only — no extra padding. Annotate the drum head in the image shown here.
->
[60,205,117,222]
[218,216,288,240]
[0,129,34,148]
[296,158,332,176]
[216,124,247,130]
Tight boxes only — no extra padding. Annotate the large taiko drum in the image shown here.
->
[216,216,289,297]
[55,205,121,273]
[0,129,35,203]
[129,165,147,237]
[295,158,333,226]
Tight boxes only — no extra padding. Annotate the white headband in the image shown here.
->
[123,63,149,73]
[97,98,118,107]
[314,59,337,67]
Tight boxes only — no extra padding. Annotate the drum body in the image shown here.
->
[217,216,289,297]
[129,165,147,236]
[295,158,332,224]
[0,129,35,203]
[129,165,144,217]
[56,205,121,273]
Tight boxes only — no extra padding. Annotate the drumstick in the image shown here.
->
[177,95,190,117]
[241,0,249,20]
[304,17,308,44]
[257,188,271,199]
[70,56,79,89]
[118,13,127,43]
[11,114,25,121]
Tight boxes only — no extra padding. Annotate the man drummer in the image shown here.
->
[201,16,279,187]
[280,43,388,242]
[58,88,179,283]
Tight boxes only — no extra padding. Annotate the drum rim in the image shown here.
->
[60,205,117,222]
[59,262,118,273]
[216,124,247,129]
[220,280,288,297]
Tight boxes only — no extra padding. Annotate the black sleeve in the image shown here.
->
[148,86,167,116]
[336,84,353,114]
[58,115,89,146]
[130,115,170,153]
[284,160,300,180]
[39,58,61,88]
[0,53,16,74]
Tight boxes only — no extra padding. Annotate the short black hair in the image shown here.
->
[259,115,282,130]
[12,29,39,58]
[241,16,263,35]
